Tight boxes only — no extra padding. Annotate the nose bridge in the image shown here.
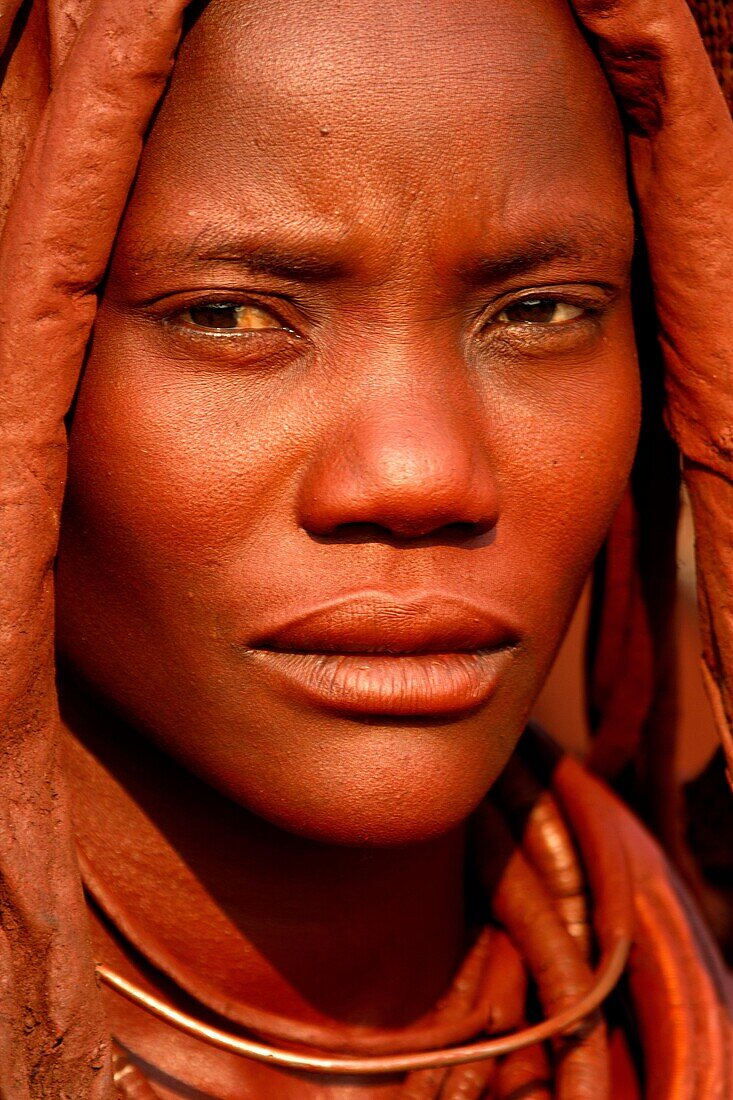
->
[361,376,481,490]
[297,344,499,538]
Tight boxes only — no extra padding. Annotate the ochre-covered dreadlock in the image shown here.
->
[585,0,732,873]
[0,5,189,1093]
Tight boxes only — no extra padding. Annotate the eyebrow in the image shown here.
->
[193,241,346,281]
[131,230,348,283]
[459,221,632,286]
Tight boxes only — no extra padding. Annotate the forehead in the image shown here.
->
[119,0,629,268]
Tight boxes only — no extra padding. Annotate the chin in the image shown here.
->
[174,709,524,848]
[239,788,492,848]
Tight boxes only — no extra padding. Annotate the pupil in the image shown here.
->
[189,304,238,329]
[509,299,556,324]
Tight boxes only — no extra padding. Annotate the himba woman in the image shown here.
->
[1,0,732,1096]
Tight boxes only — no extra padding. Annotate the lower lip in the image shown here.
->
[247,649,513,716]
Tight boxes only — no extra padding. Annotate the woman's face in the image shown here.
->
[56,0,638,844]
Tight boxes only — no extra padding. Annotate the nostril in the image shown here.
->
[311,522,396,545]
[440,521,488,542]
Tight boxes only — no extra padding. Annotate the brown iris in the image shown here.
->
[498,298,584,325]
[182,303,284,331]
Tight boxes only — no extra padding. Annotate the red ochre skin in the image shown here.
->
[0,0,729,1093]
[52,0,639,1094]
[57,0,638,842]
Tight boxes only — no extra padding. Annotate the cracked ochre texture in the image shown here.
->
[0,0,730,1096]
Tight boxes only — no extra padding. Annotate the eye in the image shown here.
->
[496,298,585,325]
[178,302,287,332]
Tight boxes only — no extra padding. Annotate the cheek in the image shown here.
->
[56,322,300,723]
[512,379,639,543]
[60,337,304,593]
[493,343,641,670]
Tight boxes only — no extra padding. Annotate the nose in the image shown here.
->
[297,375,499,541]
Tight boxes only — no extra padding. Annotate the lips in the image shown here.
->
[245,593,519,716]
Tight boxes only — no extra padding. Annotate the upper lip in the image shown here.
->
[251,592,519,654]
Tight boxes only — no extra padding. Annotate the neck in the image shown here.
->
[60,679,468,1033]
